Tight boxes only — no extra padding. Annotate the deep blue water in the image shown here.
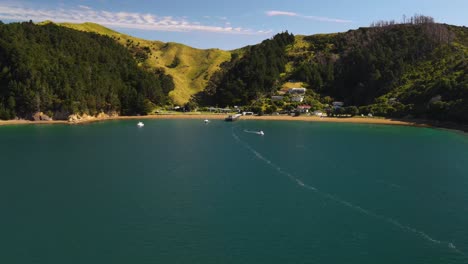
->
[1,120,467,263]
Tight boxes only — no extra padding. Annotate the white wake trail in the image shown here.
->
[243,129,264,135]
[231,127,465,256]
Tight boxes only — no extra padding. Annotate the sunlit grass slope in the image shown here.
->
[47,22,231,105]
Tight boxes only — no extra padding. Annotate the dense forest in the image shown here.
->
[197,15,468,123]
[0,21,174,120]
[197,32,295,106]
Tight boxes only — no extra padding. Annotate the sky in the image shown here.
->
[0,0,466,50]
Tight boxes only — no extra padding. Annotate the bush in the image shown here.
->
[265,104,278,114]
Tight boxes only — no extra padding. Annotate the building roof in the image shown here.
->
[288,88,307,94]
[297,105,311,109]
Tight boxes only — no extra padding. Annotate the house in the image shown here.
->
[332,101,344,107]
[208,107,232,113]
[312,110,323,117]
[297,105,311,113]
[332,101,344,109]
[290,95,304,102]
[288,88,307,95]
[271,96,284,102]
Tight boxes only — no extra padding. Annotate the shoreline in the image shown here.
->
[0,114,466,132]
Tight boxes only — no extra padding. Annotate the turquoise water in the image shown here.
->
[1,120,468,263]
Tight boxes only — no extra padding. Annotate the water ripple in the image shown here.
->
[231,127,467,258]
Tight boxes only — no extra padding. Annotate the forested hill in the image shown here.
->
[200,32,295,106]
[199,17,468,123]
[0,21,174,120]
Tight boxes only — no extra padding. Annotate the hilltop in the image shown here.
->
[52,21,231,105]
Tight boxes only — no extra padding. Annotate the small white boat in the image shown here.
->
[258,130,264,136]
[137,122,144,127]
[204,119,210,124]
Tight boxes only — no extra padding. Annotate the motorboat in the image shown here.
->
[225,114,242,121]
[137,121,144,127]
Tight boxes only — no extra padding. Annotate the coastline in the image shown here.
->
[1,113,467,133]
[0,113,439,129]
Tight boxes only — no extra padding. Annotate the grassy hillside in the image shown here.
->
[52,22,231,105]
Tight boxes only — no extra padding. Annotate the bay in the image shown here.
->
[1,120,467,264]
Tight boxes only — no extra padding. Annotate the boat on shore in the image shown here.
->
[225,114,242,122]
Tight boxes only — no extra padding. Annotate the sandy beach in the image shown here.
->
[0,113,436,128]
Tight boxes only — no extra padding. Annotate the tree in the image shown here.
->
[265,104,277,114]
[345,106,359,116]
[143,99,155,115]
[184,100,198,112]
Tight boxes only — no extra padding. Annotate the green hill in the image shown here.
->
[198,16,468,124]
[54,22,231,105]
[0,21,173,119]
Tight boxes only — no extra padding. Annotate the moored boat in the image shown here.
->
[225,114,242,121]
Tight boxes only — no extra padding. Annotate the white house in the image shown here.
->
[288,88,307,95]
[313,110,323,117]
[332,101,344,110]
[332,101,344,107]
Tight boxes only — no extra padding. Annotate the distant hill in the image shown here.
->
[54,22,231,105]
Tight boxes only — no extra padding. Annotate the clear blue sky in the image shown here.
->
[0,0,466,49]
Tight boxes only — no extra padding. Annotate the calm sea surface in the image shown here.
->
[1,120,468,264]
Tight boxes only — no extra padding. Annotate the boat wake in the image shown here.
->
[231,127,466,257]
[244,129,264,136]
